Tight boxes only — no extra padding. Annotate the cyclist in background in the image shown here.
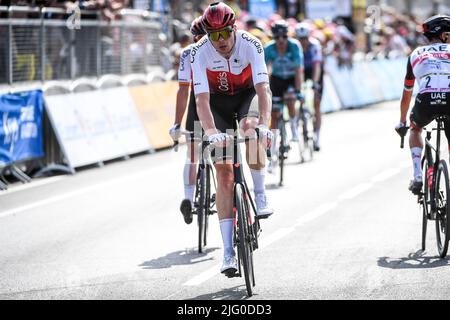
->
[264,20,304,144]
[295,22,324,151]
[191,2,273,276]
[395,15,450,194]
[169,16,206,224]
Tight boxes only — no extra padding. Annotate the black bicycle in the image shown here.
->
[207,115,269,296]
[174,131,217,254]
[297,99,315,163]
[271,96,290,187]
[400,116,450,258]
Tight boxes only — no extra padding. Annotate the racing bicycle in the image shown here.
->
[400,116,450,258]
[174,131,217,254]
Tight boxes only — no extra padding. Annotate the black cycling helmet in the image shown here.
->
[271,20,289,37]
[422,14,450,40]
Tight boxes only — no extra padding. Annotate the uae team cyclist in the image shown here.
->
[395,15,450,194]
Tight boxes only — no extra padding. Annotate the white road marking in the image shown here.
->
[183,165,406,287]
[183,263,221,287]
[294,202,338,227]
[371,168,401,183]
[0,165,170,219]
[338,183,373,201]
[259,227,296,249]
[0,176,65,197]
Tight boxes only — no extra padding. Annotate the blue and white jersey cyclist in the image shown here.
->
[264,20,304,169]
[395,15,450,195]
[295,22,324,152]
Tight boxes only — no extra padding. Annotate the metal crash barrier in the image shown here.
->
[0,5,171,85]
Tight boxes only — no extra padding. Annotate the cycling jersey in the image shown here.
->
[177,43,200,130]
[303,37,323,69]
[404,43,450,94]
[178,43,196,86]
[190,30,269,96]
[264,38,304,79]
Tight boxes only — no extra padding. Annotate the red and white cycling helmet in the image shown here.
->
[190,16,206,36]
[202,2,236,32]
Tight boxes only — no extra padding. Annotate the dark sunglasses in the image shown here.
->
[275,35,288,40]
[208,27,233,41]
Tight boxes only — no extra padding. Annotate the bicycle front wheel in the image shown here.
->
[235,184,255,297]
[435,160,450,258]
[197,168,207,253]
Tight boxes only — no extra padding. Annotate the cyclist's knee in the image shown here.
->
[410,121,422,133]
[215,164,233,186]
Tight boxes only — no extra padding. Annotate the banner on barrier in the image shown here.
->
[45,88,151,169]
[0,90,44,166]
[129,81,178,149]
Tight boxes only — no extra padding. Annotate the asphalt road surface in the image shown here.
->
[1,100,450,300]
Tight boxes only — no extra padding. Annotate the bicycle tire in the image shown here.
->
[304,110,314,161]
[422,157,432,251]
[235,184,255,297]
[203,165,211,248]
[435,160,450,258]
[278,119,286,187]
[197,168,207,254]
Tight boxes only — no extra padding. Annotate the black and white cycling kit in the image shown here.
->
[190,30,269,132]
[405,43,450,133]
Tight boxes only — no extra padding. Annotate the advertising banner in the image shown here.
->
[44,87,151,169]
[248,0,276,19]
[129,81,178,149]
[0,90,44,166]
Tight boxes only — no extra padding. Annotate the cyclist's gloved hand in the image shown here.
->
[169,123,181,141]
[395,121,408,137]
[256,124,274,149]
[312,82,321,91]
[208,132,231,147]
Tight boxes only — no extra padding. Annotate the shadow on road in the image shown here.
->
[139,247,220,270]
[188,285,252,300]
[377,250,449,269]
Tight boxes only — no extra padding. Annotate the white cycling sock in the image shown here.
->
[411,147,423,181]
[220,218,235,257]
[184,185,195,204]
[289,117,298,137]
[251,169,266,194]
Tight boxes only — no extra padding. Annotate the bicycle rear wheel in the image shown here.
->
[435,160,450,258]
[234,184,255,297]
[303,109,314,161]
[278,119,286,187]
[422,157,432,251]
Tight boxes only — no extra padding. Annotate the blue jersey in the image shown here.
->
[264,38,304,80]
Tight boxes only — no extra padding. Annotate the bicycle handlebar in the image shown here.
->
[398,127,409,149]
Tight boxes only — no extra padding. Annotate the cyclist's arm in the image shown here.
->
[400,56,415,123]
[295,66,303,93]
[174,84,190,125]
[174,46,192,125]
[255,82,271,127]
[293,41,304,92]
[312,43,323,85]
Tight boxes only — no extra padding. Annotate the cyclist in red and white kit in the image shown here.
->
[169,17,206,224]
[395,15,450,195]
[191,2,274,276]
